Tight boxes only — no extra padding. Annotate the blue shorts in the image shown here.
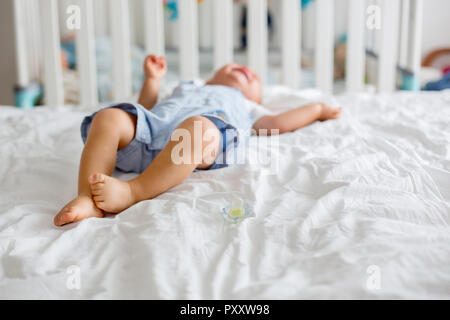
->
[80,103,240,173]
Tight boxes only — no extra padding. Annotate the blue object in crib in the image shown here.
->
[61,41,77,69]
[14,83,42,109]
[302,0,314,10]
[401,74,421,91]
[165,0,178,21]
[424,73,450,91]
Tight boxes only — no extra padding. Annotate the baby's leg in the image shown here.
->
[54,109,137,226]
[88,116,221,213]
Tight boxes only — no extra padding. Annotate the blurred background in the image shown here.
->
[0,0,449,107]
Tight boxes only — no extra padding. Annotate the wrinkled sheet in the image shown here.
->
[0,87,449,299]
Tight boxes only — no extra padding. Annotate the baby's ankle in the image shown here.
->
[77,192,92,199]
[127,179,143,204]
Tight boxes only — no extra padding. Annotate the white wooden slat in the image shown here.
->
[365,0,376,53]
[128,0,137,46]
[399,0,411,68]
[58,0,72,38]
[378,0,401,93]
[407,0,423,91]
[281,0,300,89]
[13,0,29,87]
[75,0,98,106]
[93,0,109,37]
[39,0,64,106]
[302,0,315,51]
[26,0,42,82]
[144,0,165,56]
[248,0,268,84]
[315,0,334,94]
[110,0,132,100]
[346,0,366,92]
[179,0,199,80]
[199,0,213,49]
[213,0,233,70]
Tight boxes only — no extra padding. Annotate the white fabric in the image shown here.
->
[0,87,449,299]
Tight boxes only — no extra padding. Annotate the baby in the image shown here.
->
[54,55,341,226]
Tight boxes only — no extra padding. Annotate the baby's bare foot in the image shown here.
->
[319,103,342,121]
[54,195,104,226]
[89,173,136,213]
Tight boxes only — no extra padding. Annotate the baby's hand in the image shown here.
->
[144,55,167,81]
[318,102,342,121]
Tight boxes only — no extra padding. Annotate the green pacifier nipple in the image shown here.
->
[222,196,251,223]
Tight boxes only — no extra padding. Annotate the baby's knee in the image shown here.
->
[179,115,212,129]
[91,108,137,148]
[93,108,136,128]
[178,116,219,138]
[172,116,221,167]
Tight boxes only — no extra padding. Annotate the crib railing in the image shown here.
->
[19,0,424,106]
[76,0,98,106]
[39,0,64,106]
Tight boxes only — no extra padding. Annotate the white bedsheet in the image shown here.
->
[0,87,449,299]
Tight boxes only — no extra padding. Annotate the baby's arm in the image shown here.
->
[252,103,341,134]
[138,55,167,110]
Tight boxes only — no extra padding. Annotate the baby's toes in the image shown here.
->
[93,198,107,211]
[91,187,106,206]
[93,194,104,202]
[54,207,77,226]
[90,183,104,196]
[89,173,106,185]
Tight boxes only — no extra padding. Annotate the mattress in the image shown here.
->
[0,86,449,299]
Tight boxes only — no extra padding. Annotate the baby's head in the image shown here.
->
[206,63,262,104]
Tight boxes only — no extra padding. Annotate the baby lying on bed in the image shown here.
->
[54,55,341,226]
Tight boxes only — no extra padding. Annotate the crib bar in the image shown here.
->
[76,0,98,106]
[179,0,199,80]
[346,0,366,92]
[199,0,213,49]
[407,0,423,90]
[399,0,411,68]
[281,0,300,89]
[248,0,268,83]
[39,0,64,106]
[213,0,233,71]
[144,0,165,56]
[365,0,376,53]
[27,0,42,82]
[378,0,401,92]
[315,0,334,93]
[13,0,29,87]
[110,0,132,100]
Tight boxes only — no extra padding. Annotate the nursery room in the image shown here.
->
[0,0,449,303]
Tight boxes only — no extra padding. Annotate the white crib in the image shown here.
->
[13,0,424,107]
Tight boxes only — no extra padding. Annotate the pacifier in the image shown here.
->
[221,196,251,223]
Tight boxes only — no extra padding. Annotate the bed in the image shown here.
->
[1,86,449,299]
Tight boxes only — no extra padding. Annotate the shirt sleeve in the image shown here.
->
[245,100,273,123]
